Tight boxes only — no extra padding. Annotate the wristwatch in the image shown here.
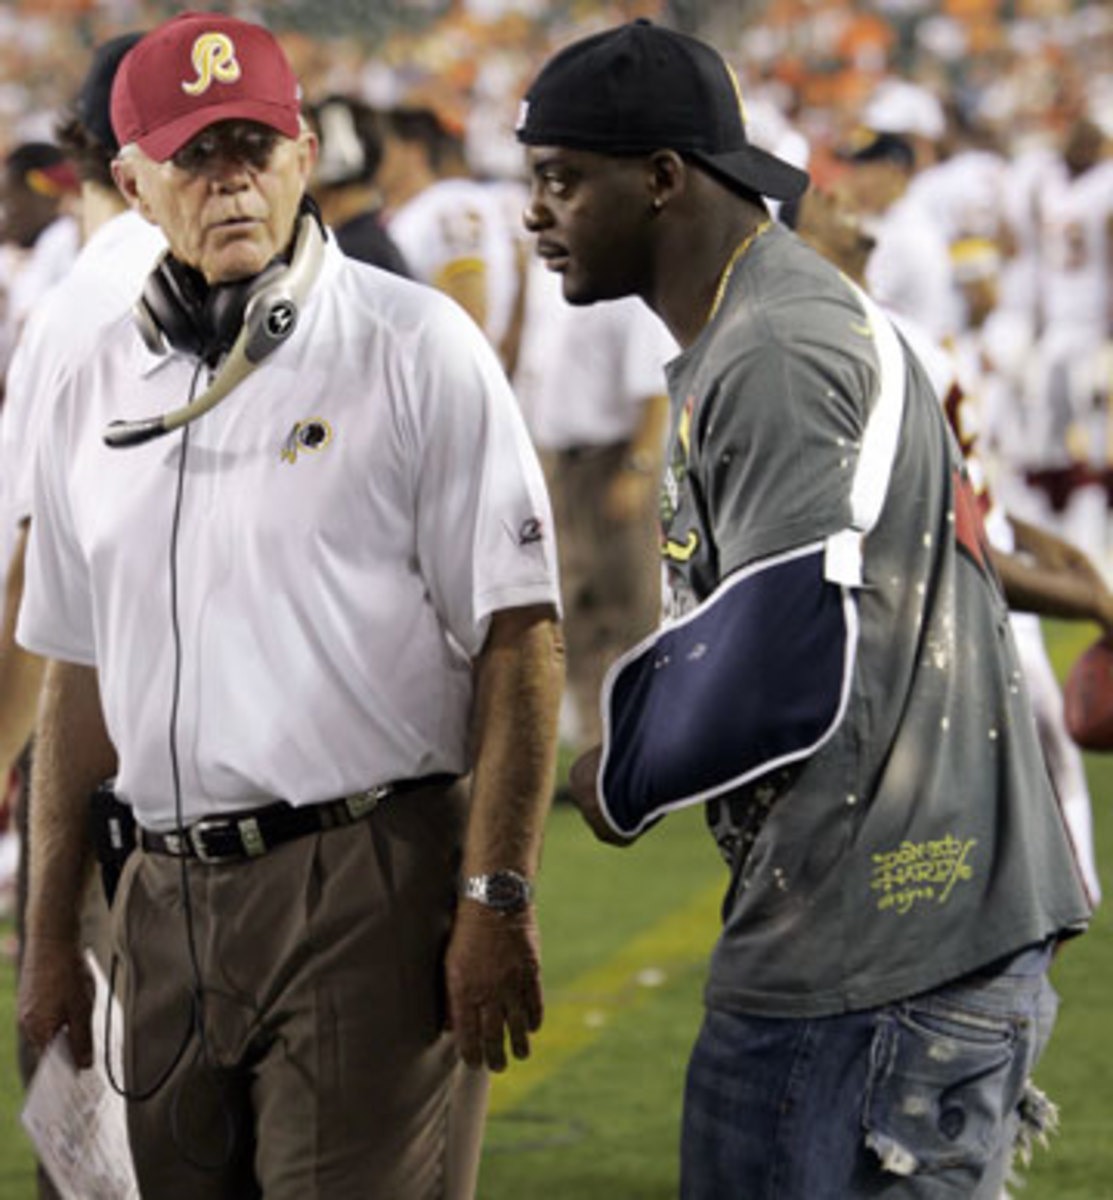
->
[462,870,533,914]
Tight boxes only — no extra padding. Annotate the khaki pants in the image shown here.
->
[111,782,487,1199]
[545,441,661,751]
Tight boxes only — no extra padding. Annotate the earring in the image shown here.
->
[650,197,664,214]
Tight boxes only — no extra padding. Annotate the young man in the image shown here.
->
[517,20,1090,1198]
[18,12,562,1198]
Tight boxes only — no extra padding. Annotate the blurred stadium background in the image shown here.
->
[0,0,1109,187]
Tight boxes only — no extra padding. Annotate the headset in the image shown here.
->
[103,204,326,449]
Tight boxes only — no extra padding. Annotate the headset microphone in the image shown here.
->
[103,210,326,449]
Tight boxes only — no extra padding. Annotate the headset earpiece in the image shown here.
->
[134,254,213,357]
[135,254,290,364]
[133,290,168,357]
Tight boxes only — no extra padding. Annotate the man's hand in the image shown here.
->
[568,746,637,846]
[18,934,95,1069]
[445,899,543,1072]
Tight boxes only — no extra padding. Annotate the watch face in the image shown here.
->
[470,870,531,912]
[487,872,528,910]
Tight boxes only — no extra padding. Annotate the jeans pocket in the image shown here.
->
[863,994,1030,1177]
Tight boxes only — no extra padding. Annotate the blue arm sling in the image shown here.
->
[596,284,908,839]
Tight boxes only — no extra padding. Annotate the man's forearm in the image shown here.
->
[991,545,1113,630]
[446,604,563,1071]
[434,262,488,345]
[0,644,43,775]
[628,392,669,469]
[0,524,44,773]
[26,660,118,943]
[464,604,564,878]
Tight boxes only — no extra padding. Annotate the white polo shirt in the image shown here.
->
[18,239,560,829]
[1,209,166,528]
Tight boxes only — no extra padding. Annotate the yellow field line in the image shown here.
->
[489,880,724,1115]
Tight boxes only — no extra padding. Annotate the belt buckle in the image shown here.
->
[188,816,235,863]
[345,783,392,821]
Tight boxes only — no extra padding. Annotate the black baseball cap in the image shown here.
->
[77,32,145,154]
[516,19,809,203]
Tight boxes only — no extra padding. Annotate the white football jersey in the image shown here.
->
[388,177,518,350]
[513,258,677,451]
[1037,157,1113,337]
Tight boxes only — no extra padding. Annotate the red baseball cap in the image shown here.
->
[110,11,300,162]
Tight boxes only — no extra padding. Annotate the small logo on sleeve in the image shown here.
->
[518,517,544,546]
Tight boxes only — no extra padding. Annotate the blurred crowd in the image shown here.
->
[0,0,1111,909]
[0,0,1109,175]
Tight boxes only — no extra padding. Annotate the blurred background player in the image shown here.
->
[308,92,412,277]
[1022,115,1113,568]
[378,104,522,371]
[0,142,79,393]
[0,132,81,971]
[0,31,162,1200]
[513,255,676,763]
[835,128,961,344]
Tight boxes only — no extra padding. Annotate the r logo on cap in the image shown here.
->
[182,32,242,97]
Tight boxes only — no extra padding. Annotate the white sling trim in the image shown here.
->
[823,282,909,588]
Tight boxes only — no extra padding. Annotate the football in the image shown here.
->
[1063,637,1113,751]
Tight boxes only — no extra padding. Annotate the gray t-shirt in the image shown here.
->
[661,222,1090,1018]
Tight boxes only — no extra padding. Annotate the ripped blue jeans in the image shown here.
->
[680,943,1058,1199]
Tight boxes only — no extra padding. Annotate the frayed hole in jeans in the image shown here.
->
[865,1130,919,1176]
[1003,1080,1060,1195]
[1013,1080,1060,1168]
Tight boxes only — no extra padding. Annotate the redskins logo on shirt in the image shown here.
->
[280,418,333,464]
[182,32,242,96]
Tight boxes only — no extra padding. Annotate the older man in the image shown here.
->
[18,12,562,1199]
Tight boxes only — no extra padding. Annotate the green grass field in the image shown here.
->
[1,620,1110,1198]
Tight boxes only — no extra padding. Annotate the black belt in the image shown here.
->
[139,774,457,863]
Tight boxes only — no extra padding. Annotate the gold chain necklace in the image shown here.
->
[707,219,772,325]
